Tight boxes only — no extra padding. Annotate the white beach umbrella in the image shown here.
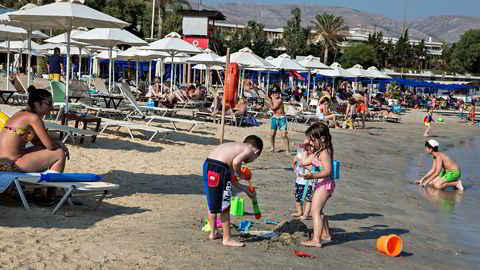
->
[298,55,331,104]
[185,48,223,90]
[117,47,168,91]
[218,47,274,95]
[317,62,355,96]
[45,29,90,78]
[367,66,391,79]
[0,24,47,91]
[74,28,147,93]
[192,64,224,71]
[0,40,42,50]
[0,0,129,112]
[144,32,202,90]
[267,53,306,94]
[346,64,376,93]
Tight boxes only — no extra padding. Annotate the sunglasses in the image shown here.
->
[42,101,54,107]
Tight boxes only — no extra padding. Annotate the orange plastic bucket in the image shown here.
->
[376,234,403,257]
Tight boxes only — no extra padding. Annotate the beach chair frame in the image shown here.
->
[12,176,119,214]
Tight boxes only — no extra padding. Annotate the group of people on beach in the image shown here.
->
[0,82,466,249]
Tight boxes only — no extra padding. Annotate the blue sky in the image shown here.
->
[204,0,480,19]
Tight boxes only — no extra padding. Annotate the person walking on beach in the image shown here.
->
[268,89,291,155]
[203,135,263,247]
[423,107,434,137]
[300,123,335,247]
[48,47,64,81]
[416,139,464,191]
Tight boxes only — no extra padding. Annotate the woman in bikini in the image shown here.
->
[0,86,69,173]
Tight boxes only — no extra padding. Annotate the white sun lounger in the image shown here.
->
[11,173,119,214]
[99,118,171,143]
[44,122,98,144]
[119,82,201,132]
[119,81,177,117]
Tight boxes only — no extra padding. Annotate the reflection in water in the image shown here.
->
[420,186,464,213]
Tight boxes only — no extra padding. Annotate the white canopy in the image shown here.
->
[145,32,202,55]
[317,62,355,78]
[192,64,224,71]
[45,29,90,46]
[0,40,42,50]
[298,55,331,70]
[367,66,391,79]
[95,50,118,60]
[268,53,306,71]
[163,53,189,64]
[347,64,375,78]
[185,48,221,65]
[217,47,273,68]
[0,0,129,112]
[0,25,47,40]
[1,2,128,30]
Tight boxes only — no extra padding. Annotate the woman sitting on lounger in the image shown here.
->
[0,86,69,173]
[316,96,340,128]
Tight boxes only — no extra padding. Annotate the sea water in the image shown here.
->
[406,136,480,268]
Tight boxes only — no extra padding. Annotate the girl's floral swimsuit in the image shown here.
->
[312,158,335,194]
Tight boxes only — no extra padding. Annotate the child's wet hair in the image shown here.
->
[305,122,333,157]
[425,141,438,152]
[244,135,263,154]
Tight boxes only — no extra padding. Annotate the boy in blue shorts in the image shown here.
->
[203,135,263,247]
[268,90,291,155]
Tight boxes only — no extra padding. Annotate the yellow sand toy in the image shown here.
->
[0,112,9,130]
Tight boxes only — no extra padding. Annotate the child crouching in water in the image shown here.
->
[300,122,335,247]
[203,135,263,247]
[292,149,314,220]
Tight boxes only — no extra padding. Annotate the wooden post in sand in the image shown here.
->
[219,48,231,144]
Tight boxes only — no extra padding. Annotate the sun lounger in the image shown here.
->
[118,82,177,117]
[1,172,119,214]
[44,121,98,144]
[119,82,202,132]
[1,75,26,104]
[49,81,84,120]
[99,118,171,143]
[383,115,401,123]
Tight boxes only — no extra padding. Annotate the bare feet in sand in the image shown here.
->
[456,181,464,191]
[267,148,275,152]
[209,231,223,240]
[292,212,302,218]
[223,239,245,247]
[301,240,322,248]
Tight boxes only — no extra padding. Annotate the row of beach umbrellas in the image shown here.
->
[0,0,392,112]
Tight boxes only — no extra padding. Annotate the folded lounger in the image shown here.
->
[0,172,119,214]
[99,118,171,143]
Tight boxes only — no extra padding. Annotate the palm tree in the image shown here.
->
[155,0,190,38]
[311,13,348,64]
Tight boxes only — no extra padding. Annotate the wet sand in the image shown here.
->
[0,107,478,269]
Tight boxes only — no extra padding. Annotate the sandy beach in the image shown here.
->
[0,107,478,270]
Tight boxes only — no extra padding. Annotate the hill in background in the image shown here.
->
[190,1,480,43]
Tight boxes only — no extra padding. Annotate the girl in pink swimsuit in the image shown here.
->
[300,122,335,248]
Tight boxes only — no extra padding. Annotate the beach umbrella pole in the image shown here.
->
[306,69,311,108]
[170,54,174,90]
[108,47,112,93]
[6,39,10,91]
[148,60,152,85]
[220,48,230,144]
[136,60,139,92]
[267,69,270,96]
[27,30,32,87]
[65,30,71,113]
[216,68,223,87]
[79,46,83,80]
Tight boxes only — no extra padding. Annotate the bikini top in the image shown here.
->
[4,126,35,141]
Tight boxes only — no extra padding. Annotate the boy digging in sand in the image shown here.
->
[416,139,464,191]
[203,135,263,247]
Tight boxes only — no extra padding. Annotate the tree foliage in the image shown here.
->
[339,43,377,68]
[311,12,348,64]
[282,7,309,57]
[449,29,480,74]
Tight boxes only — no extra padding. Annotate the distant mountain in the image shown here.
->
[188,1,480,43]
